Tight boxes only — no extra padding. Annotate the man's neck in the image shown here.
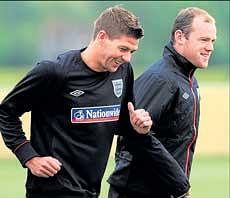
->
[81,43,102,72]
[173,43,183,57]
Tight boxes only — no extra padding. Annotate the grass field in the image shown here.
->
[0,65,229,89]
[0,155,229,198]
[0,66,229,197]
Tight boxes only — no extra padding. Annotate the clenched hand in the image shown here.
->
[25,156,62,178]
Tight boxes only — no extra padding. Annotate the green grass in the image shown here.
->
[0,155,229,198]
[195,67,229,83]
[133,64,229,83]
[190,155,229,198]
[0,66,32,91]
[0,158,27,198]
[0,65,229,91]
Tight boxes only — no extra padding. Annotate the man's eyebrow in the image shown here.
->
[131,49,137,53]
[119,45,138,53]
[199,36,216,41]
[119,45,129,49]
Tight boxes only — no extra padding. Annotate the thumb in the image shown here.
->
[128,102,135,114]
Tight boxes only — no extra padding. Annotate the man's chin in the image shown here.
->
[197,64,208,69]
[111,69,118,73]
[110,66,119,72]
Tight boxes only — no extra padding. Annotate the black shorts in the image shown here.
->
[26,190,98,198]
[108,185,151,198]
[108,185,187,198]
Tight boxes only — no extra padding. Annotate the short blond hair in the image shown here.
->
[93,6,144,40]
[171,7,215,43]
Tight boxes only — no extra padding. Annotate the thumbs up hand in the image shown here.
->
[128,102,152,134]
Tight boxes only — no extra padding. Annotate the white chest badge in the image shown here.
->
[112,79,123,98]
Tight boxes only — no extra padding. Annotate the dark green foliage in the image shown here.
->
[0,1,229,69]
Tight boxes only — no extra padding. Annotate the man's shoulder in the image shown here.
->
[117,62,133,76]
[56,49,81,66]
[120,62,132,69]
[135,58,179,93]
[138,58,168,79]
[33,53,70,81]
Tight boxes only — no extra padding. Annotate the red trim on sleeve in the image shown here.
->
[13,140,30,153]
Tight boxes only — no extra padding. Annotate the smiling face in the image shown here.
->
[177,16,217,68]
[96,31,139,72]
[81,6,143,73]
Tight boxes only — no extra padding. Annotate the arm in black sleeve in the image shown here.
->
[0,61,63,166]
[127,133,190,197]
[128,73,189,196]
[110,66,189,196]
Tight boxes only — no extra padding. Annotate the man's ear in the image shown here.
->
[96,30,109,41]
[174,30,185,45]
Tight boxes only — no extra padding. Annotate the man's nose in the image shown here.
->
[206,41,214,51]
[122,52,132,62]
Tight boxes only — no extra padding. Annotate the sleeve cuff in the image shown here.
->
[14,141,40,167]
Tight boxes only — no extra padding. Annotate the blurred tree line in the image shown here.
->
[0,1,229,71]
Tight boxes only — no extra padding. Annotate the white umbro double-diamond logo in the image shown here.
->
[182,92,189,100]
[70,90,85,97]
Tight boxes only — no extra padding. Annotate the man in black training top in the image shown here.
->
[0,6,153,198]
[108,7,216,198]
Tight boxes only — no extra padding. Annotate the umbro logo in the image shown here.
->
[70,90,85,97]
[182,92,189,100]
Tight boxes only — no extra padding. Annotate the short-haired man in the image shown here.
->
[0,6,153,198]
[108,7,216,198]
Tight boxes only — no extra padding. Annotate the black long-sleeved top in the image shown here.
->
[108,42,199,197]
[0,49,135,197]
[135,42,200,177]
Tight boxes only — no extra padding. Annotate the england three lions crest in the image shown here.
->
[112,79,123,98]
